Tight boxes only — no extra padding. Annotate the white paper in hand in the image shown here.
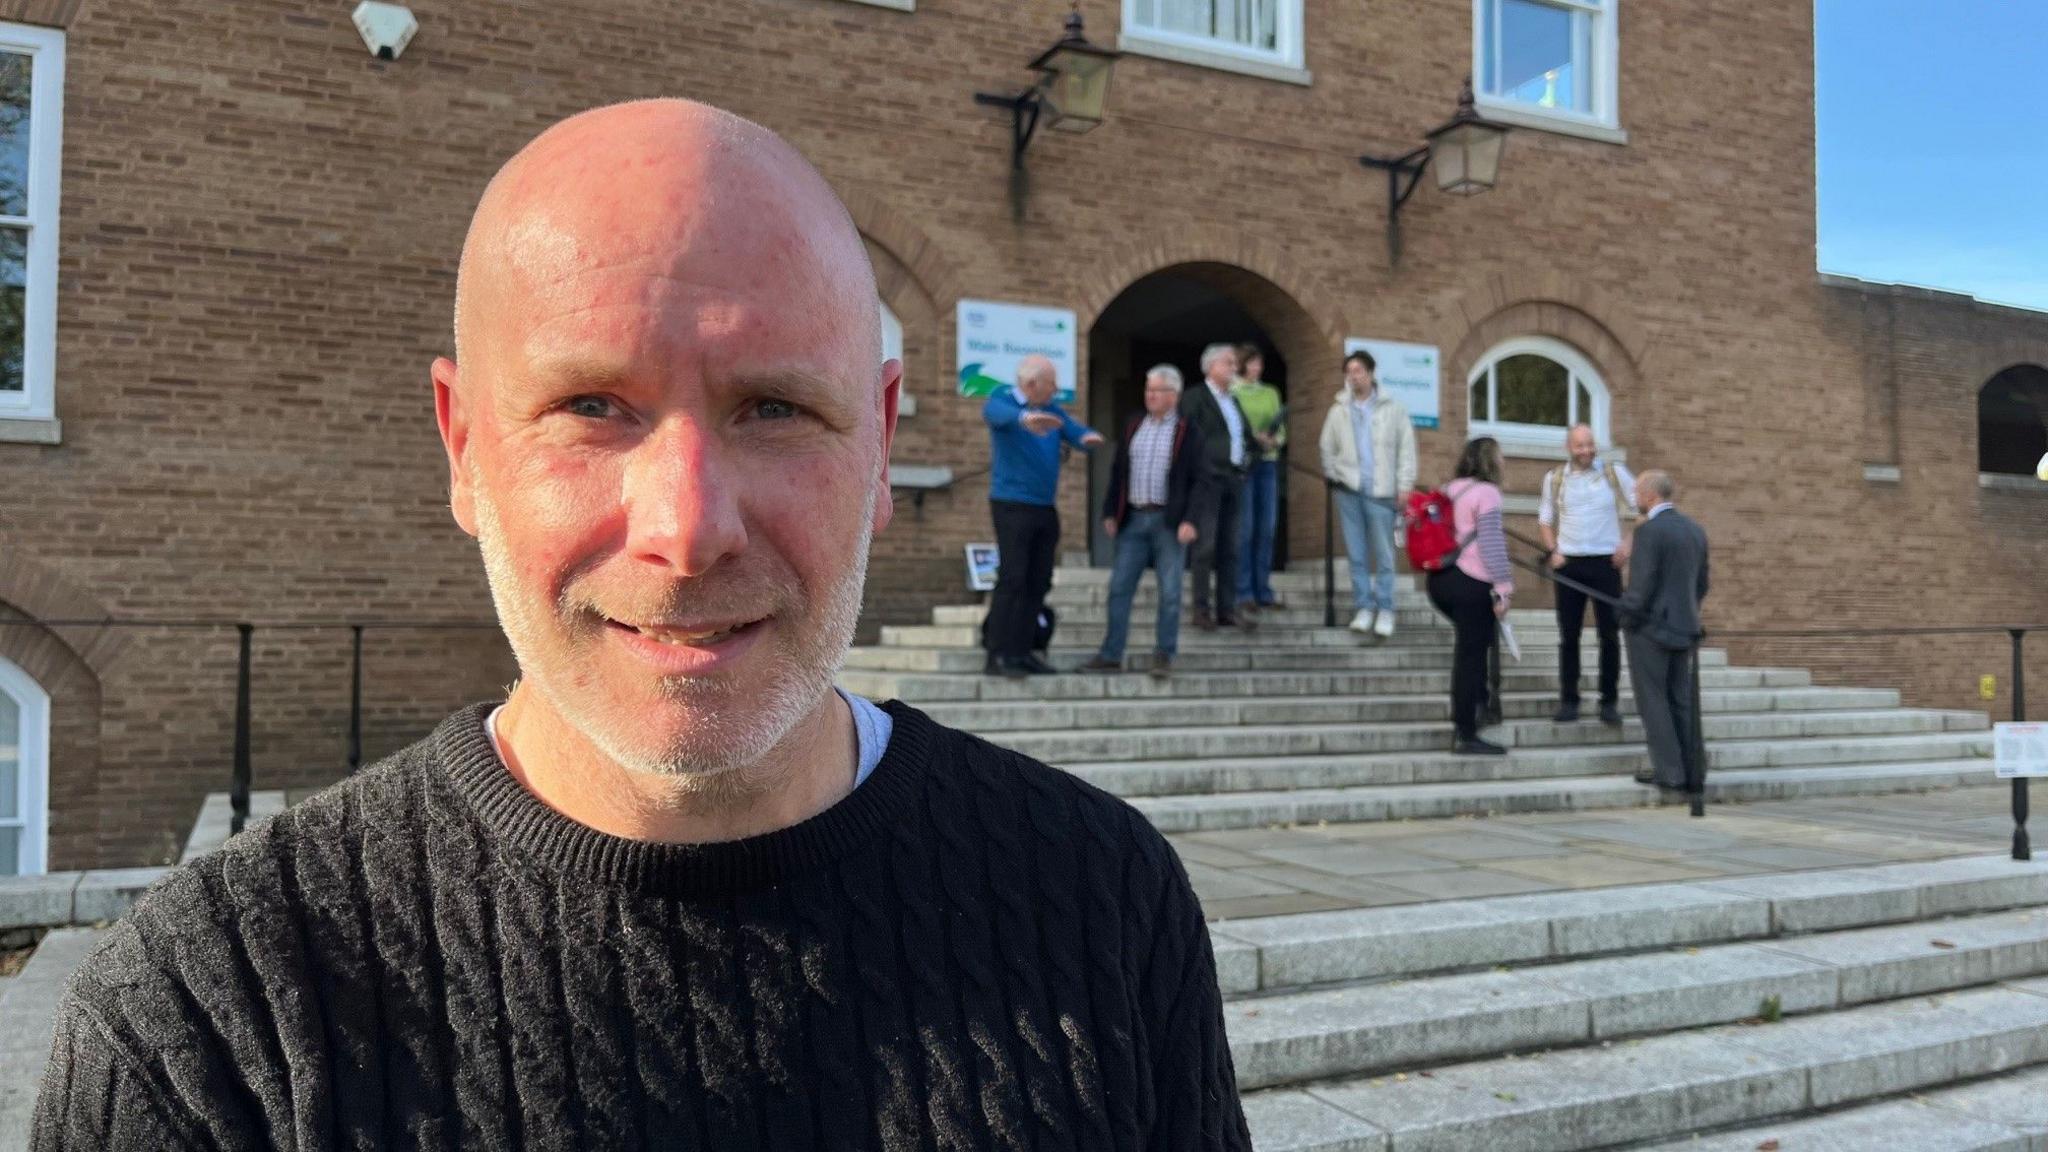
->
[1498,621,1522,662]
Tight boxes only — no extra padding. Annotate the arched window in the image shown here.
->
[1467,336,1610,450]
[0,655,48,876]
[1978,365,2048,477]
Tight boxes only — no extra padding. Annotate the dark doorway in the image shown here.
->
[1979,365,2048,476]
[1085,270,1292,567]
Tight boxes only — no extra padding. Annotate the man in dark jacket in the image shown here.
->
[1618,469,1712,792]
[1179,342,1255,630]
[1082,365,1211,678]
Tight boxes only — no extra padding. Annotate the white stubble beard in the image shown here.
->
[470,473,874,786]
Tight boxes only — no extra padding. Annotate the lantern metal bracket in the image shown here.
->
[975,88,1046,171]
[1358,146,1431,266]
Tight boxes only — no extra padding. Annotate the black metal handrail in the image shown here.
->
[1496,524,2040,852]
[1280,457,1342,627]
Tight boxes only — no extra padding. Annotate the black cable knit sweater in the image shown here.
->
[31,701,1249,1151]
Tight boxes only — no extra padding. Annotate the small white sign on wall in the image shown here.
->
[1344,337,1441,429]
[957,299,1079,405]
[1996,722,2048,778]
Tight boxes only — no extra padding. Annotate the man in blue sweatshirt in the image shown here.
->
[983,354,1104,677]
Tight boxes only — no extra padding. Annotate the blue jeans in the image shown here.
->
[1098,509,1186,661]
[1234,458,1279,605]
[1334,488,1399,613]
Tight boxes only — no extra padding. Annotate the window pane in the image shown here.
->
[0,50,27,218]
[1470,372,1491,422]
[1490,0,1591,114]
[1574,379,1592,424]
[0,687,17,821]
[1494,354,1570,427]
[0,825,17,876]
[1142,0,1280,52]
[0,227,22,392]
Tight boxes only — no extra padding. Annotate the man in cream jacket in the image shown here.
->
[1319,350,1418,637]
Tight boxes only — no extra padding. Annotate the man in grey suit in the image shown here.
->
[1617,470,1710,792]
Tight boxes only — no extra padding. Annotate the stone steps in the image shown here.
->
[841,645,1732,674]
[1229,906,2048,1091]
[1241,980,2048,1152]
[1002,711,1983,767]
[1131,760,1995,833]
[1225,857,2048,1151]
[836,666,1815,704]
[881,620,1605,651]
[1639,1064,2048,1150]
[916,687,1909,734]
[935,602,1506,628]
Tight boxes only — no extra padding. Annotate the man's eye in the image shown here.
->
[754,399,799,420]
[563,395,617,419]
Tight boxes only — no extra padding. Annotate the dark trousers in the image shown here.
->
[1427,567,1497,740]
[988,500,1059,661]
[1555,554,1623,705]
[1627,633,1701,789]
[1188,471,1242,618]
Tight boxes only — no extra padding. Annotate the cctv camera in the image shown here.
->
[353,1,417,61]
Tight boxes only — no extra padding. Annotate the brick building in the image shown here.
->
[0,0,2043,872]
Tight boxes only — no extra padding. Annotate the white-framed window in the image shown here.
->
[0,23,62,433]
[1473,0,1619,137]
[1467,336,1610,453]
[1122,0,1306,79]
[0,655,50,877]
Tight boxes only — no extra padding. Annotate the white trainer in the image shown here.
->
[1348,609,1374,634]
[1373,609,1396,639]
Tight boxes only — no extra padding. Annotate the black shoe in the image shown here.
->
[1553,703,1581,724]
[1633,772,1657,785]
[1454,737,1508,756]
[1020,653,1058,675]
[1598,702,1624,727]
[1079,656,1123,673]
[994,656,1030,681]
[1148,655,1172,680]
[1193,607,1216,632]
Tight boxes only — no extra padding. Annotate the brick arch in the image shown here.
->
[1967,338,2048,395]
[1074,232,1351,350]
[0,602,103,872]
[0,549,131,683]
[1449,295,1649,450]
[1076,233,1352,564]
[0,1,83,27]
[1452,273,1654,375]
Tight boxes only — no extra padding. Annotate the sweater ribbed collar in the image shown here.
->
[434,698,938,899]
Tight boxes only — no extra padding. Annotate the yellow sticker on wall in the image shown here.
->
[1982,675,1999,701]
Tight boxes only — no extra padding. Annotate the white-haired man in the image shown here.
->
[1179,342,1255,630]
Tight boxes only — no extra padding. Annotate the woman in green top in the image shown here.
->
[1231,344,1288,609]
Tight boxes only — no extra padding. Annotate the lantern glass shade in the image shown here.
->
[1038,45,1115,133]
[1428,117,1507,195]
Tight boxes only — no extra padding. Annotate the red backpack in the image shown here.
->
[1404,484,1466,572]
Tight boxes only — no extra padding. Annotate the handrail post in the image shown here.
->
[231,623,254,836]
[1688,642,1707,818]
[2014,628,2030,861]
[1323,481,1336,629]
[348,624,364,774]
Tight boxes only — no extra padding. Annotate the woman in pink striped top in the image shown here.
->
[1427,437,1515,755]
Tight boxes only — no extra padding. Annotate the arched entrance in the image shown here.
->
[1083,263,1335,568]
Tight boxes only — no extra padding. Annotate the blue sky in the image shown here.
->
[1816,0,2048,311]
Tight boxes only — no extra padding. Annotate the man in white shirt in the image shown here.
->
[1538,424,1637,725]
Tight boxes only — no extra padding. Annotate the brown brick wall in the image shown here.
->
[0,0,2042,866]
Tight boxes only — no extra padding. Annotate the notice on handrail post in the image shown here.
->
[1995,723,2048,778]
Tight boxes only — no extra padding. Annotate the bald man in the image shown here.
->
[33,101,1248,1151]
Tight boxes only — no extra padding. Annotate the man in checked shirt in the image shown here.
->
[1081,365,1212,679]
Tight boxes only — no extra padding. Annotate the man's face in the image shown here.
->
[1143,375,1178,417]
[1635,474,1657,510]
[1567,426,1596,469]
[1020,371,1057,407]
[1345,359,1374,392]
[438,168,896,780]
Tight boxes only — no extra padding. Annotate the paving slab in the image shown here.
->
[1646,1097,2034,1152]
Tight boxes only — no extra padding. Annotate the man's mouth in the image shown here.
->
[607,618,763,646]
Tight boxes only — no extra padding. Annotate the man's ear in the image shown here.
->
[871,357,902,535]
[432,357,479,538]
